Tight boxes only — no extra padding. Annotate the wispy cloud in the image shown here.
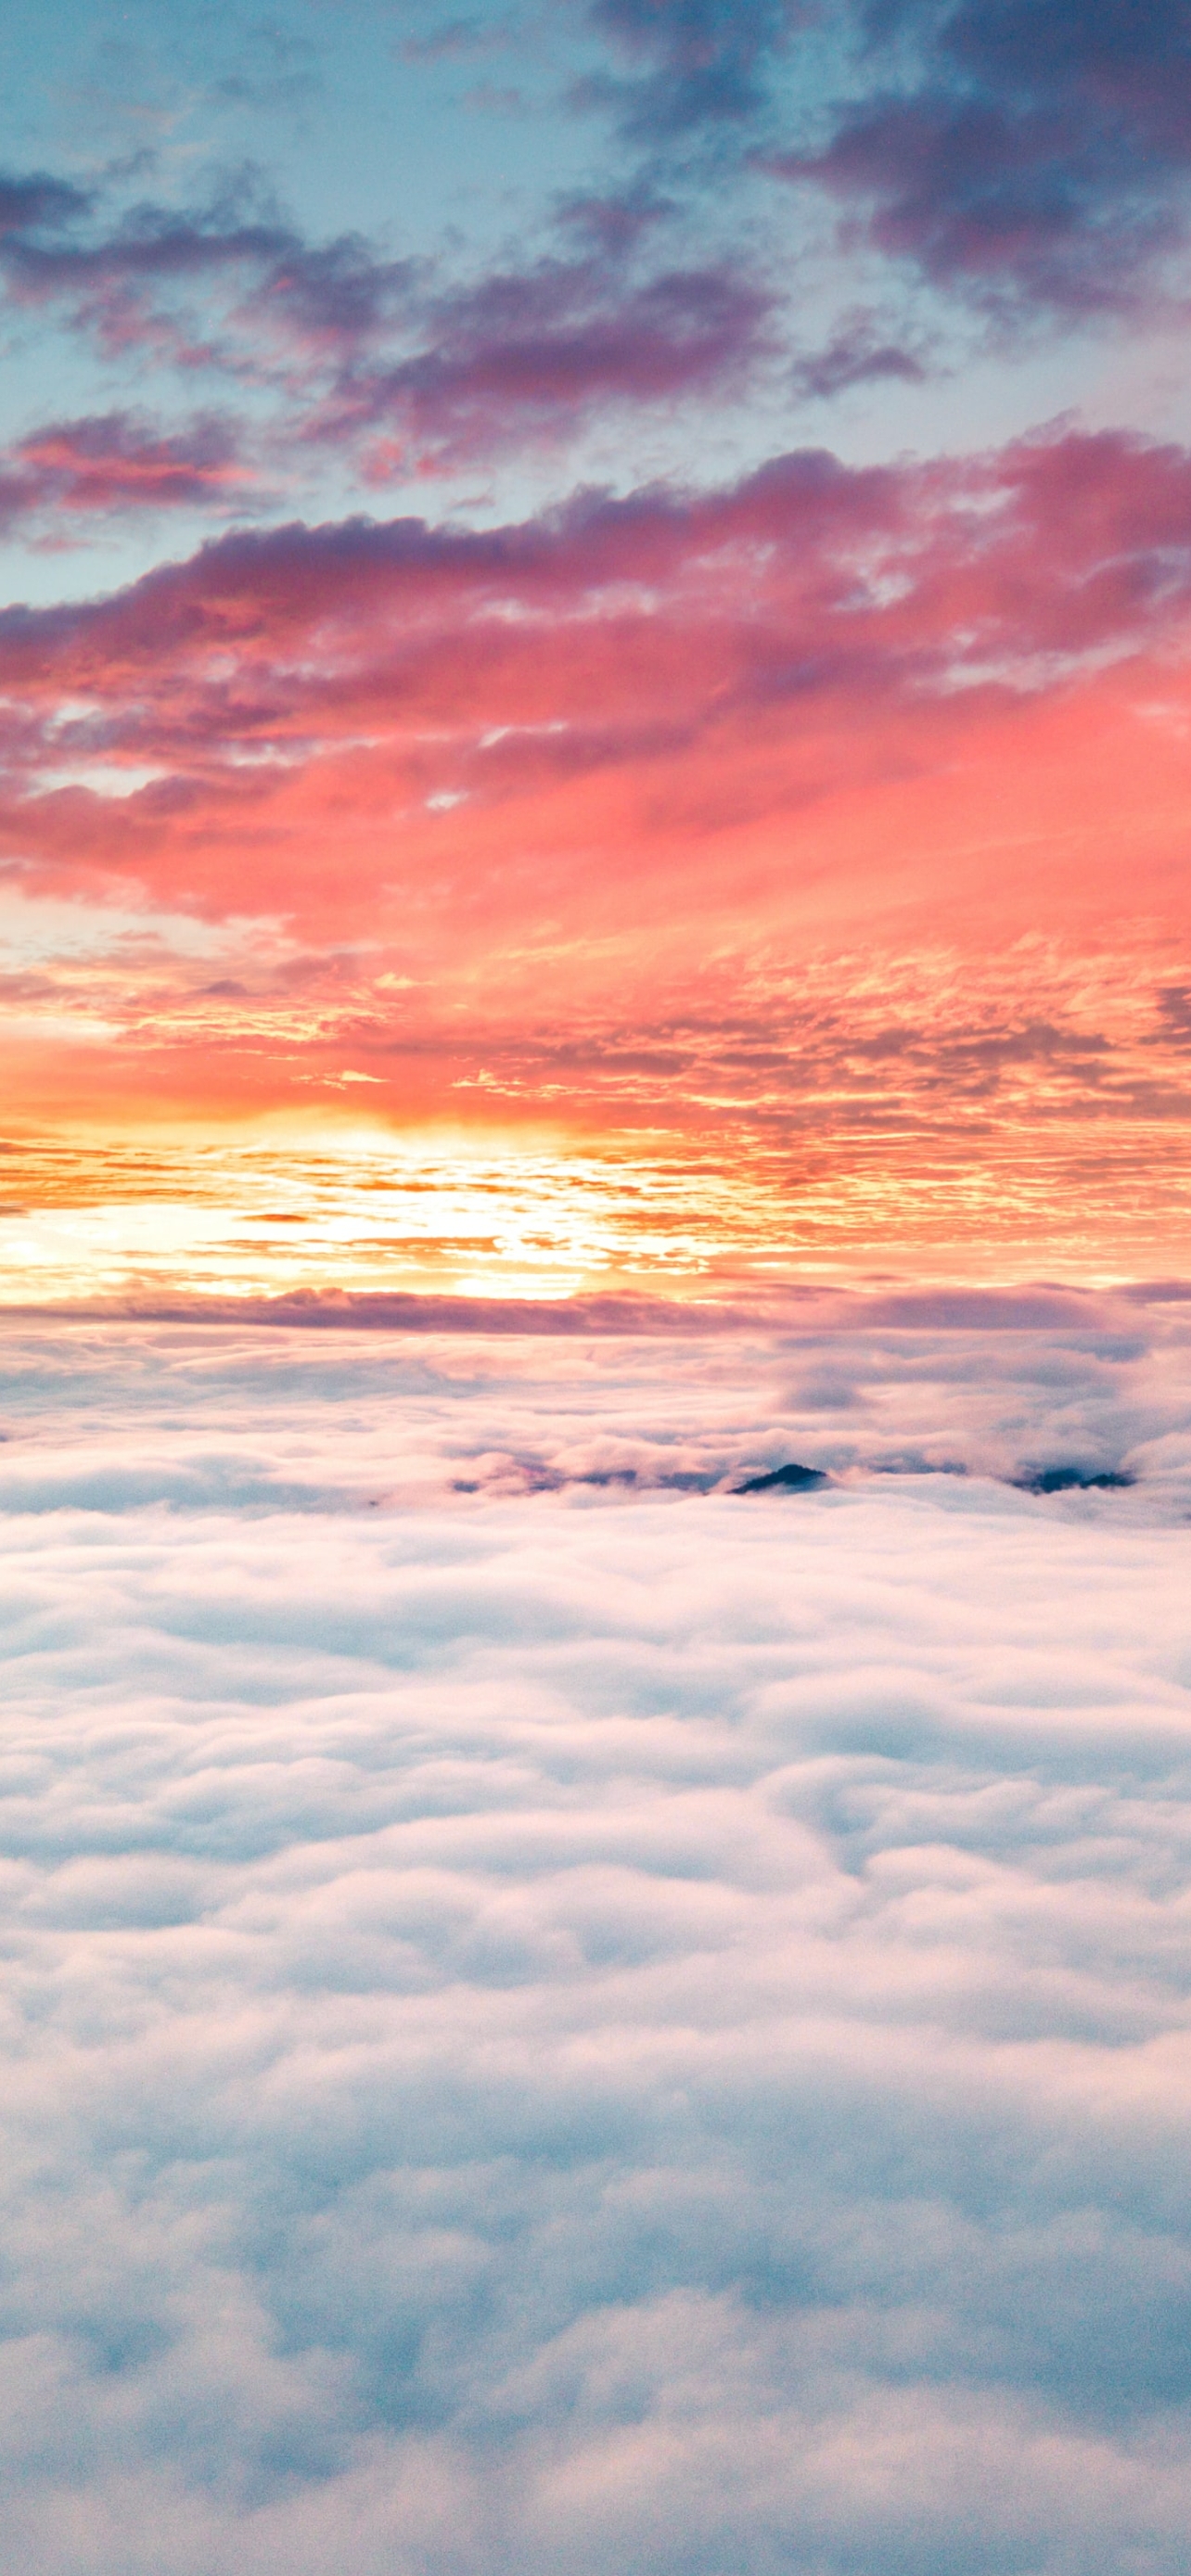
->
[0,411,256,533]
[577,0,796,145]
[0,162,416,376]
[326,255,774,470]
[0,156,770,475]
[775,0,1191,322]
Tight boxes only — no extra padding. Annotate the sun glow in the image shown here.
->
[1,1106,1188,1311]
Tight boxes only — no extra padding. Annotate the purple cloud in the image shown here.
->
[0,169,91,236]
[0,159,767,471]
[776,0,1191,319]
[0,166,415,373]
[327,254,775,467]
[578,0,795,144]
[789,312,932,399]
[0,412,253,530]
[551,0,1191,326]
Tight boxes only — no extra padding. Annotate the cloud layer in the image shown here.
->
[0,1317,1189,2571]
[3,1287,1191,1511]
[7,422,1190,941]
[0,417,1187,1275]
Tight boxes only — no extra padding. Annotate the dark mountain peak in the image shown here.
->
[735,1460,829,1494]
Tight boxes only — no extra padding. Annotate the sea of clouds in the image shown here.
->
[1,1292,1190,2574]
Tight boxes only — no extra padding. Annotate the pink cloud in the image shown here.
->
[0,423,1187,1223]
[0,412,255,530]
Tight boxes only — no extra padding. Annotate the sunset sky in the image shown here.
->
[2,0,1189,1299]
[5,19,1191,2576]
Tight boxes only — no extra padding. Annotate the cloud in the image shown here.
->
[5,423,1191,764]
[0,174,293,304]
[561,0,1191,329]
[0,412,255,532]
[775,0,1191,321]
[0,170,92,236]
[788,312,932,399]
[0,161,415,376]
[0,1290,1185,1513]
[0,157,769,475]
[0,1316,1190,2570]
[0,418,1187,1209]
[329,255,774,470]
[1,421,1189,932]
[577,0,795,146]
[398,15,519,68]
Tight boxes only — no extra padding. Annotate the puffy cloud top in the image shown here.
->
[0,1313,1190,2571]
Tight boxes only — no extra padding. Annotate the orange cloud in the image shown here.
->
[0,426,1188,1282]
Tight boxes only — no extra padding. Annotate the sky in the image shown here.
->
[4,18,1191,2575]
[0,0,1188,1299]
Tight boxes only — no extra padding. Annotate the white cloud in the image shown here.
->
[0,1311,1189,2570]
